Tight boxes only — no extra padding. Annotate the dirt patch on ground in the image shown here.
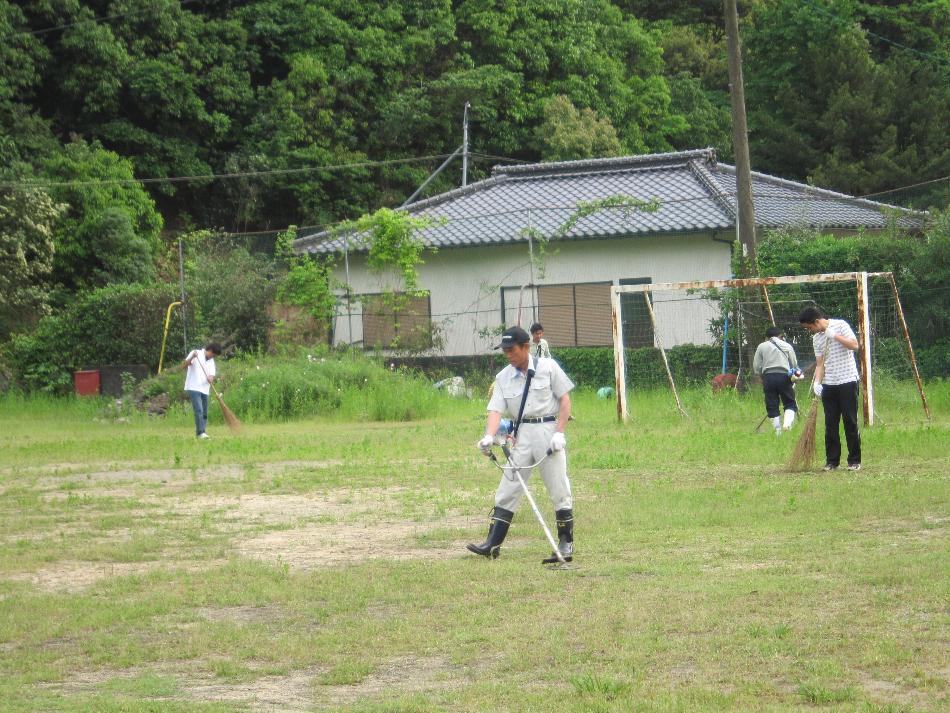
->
[193,605,287,626]
[239,518,469,569]
[35,656,458,711]
[173,492,370,521]
[320,655,458,705]
[857,671,928,708]
[257,460,345,474]
[169,486,444,524]
[35,466,246,491]
[36,664,322,713]
[5,559,223,593]
[854,514,950,544]
[181,668,320,712]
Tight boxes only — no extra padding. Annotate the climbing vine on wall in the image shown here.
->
[519,195,660,277]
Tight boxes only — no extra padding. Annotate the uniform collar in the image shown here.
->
[514,355,536,378]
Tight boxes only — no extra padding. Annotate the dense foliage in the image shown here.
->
[2,282,182,393]
[2,0,944,237]
[757,215,950,349]
[1,1,948,393]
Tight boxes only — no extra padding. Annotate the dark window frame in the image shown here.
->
[357,291,433,350]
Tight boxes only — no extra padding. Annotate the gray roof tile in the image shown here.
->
[296,149,926,254]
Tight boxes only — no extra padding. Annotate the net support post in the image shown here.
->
[886,272,931,419]
[611,286,628,422]
[856,271,874,426]
[643,290,688,418]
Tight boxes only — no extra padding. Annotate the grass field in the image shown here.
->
[1,381,948,712]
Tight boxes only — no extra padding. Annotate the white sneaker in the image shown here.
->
[197,433,210,440]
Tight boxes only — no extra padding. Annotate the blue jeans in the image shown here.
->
[187,390,209,436]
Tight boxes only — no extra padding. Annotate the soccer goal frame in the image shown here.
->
[610,271,930,424]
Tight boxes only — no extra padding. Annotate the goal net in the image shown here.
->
[610,272,929,424]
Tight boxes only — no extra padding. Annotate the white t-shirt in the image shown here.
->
[487,355,574,419]
[532,338,551,359]
[184,349,216,394]
[814,319,859,385]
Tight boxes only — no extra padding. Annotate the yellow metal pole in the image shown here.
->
[158,301,182,374]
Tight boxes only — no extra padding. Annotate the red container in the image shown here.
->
[73,370,101,396]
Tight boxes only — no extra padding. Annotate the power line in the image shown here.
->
[800,0,950,67]
[221,188,925,245]
[859,175,950,199]
[0,151,525,190]
[6,0,200,39]
[469,152,530,164]
[0,154,463,189]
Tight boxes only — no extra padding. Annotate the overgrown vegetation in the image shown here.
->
[0,383,946,710]
[1,1,949,394]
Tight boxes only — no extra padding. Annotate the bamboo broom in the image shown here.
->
[193,351,242,435]
[787,335,831,471]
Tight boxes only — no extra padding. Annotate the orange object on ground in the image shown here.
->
[73,370,101,396]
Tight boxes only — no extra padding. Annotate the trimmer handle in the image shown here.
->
[502,445,554,458]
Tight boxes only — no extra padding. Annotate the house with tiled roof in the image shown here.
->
[294,149,925,356]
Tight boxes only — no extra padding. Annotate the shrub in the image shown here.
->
[555,344,722,388]
[220,350,447,422]
[2,282,181,393]
[183,235,277,353]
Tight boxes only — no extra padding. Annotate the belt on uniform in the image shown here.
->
[520,415,557,424]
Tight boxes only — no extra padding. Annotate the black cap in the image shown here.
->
[495,326,531,349]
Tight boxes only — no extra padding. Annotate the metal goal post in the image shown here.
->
[610,271,928,424]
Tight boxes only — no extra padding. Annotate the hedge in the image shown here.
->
[2,282,184,394]
[554,344,722,388]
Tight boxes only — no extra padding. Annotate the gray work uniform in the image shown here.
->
[487,356,574,512]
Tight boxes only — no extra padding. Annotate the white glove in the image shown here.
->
[549,431,566,452]
[477,434,494,454]
[813,382,823,397]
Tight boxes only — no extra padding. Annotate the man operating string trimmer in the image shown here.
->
[467,326,575,564]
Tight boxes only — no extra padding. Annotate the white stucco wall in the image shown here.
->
[332,233,732,356]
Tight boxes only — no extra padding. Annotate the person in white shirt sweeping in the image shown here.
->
[182,343,221,439]
[799,308,862,471]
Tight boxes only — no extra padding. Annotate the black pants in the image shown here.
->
[762,372,797,418]
[822,381,861,466]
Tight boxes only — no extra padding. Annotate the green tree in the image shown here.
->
[275,228,338,342]
[42,140,163,292]
[535,95,621,161]
[0,182,63,339]
[182,231,278,352]
[745,0,950,196]
[0,1,55,157]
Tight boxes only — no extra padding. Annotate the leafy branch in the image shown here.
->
[520,195,661,277]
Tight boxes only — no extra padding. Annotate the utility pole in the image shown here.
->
[178,238,188,352]
[724,0,757,275]
[462,102,470,187]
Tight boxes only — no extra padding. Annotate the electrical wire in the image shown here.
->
[0,150,526,190]
[859,175,950,199]
[800,0,950,67]
[0,153,461,190]
[5,0,201,39]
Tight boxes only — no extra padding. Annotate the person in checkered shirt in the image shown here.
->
[799,307,862,471]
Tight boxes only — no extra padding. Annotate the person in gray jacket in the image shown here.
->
[752,327,801,435]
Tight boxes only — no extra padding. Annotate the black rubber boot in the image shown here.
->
[466,507,514,559]
[542,508,574,564]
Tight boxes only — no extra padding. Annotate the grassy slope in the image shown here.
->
[0,382,947,712]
